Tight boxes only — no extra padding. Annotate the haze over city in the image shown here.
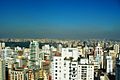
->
[0,0,120,39]
[1,0,120,80]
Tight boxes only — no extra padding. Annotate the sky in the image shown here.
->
[0,0,120,39]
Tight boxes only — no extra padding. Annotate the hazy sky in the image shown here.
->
[0,0,120,39]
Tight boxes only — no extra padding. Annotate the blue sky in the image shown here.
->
[0,0,120,39]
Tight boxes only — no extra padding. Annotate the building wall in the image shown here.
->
[51,56,62,80]
[78,64,94,80]
[9,70,25,80]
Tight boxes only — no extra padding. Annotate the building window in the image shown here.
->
[69,49,73,52]
[82,66,87,68]
[64,62,66,65]
[64,74,66,78]
[55,59,57,61]
[72,64,76,66]
[64,62,66,67]
[73,68,75,71]
[55,62,57,65]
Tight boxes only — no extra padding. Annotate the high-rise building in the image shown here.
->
[41,45,51,60]
[0,42,2,52]
[62,60,78,80]
[29,41,40,69]
[83,45,89,57]
[78,64,94,80]
[114,44,119,54]
[94,43,104,68]
[78,58,94,80]
[1,42,5,49]
[2,47,12,60]
[51,48,94,80]
[51,56,78,80]
[62,48,79,60]
[57,44,62,53]
[51,56,62,80]
[0,59,5,80]
[106,56,113,73]
[115,53,120,80]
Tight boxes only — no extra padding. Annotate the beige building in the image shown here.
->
[9,70,25,80]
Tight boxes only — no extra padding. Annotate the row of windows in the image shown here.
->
[55,59,61,61]
[55,70,61,72]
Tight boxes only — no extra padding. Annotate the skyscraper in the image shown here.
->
[0,59,5,80]
[29,41,39,69]
[94,43,104,68]
[114,44,119,54]
[51,47,94,80]
[106,56,113,73]
[115,53,120,80]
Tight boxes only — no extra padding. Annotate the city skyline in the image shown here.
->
[0,0,120,39]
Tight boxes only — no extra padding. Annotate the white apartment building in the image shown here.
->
[0,42,5,49]
[78,64,94,80]
[30,41,39,61]
[62,48,79,60]
[78,58,94,80]
[57,44,62,53]
[51,56,62,80]
[62,60,78,80]
[51,53,94,80]
[114,44,119,54]
[106,56,113,73]
[41,45,51,60]
[2,47,13,60]
[51,57,78,80]
[83,45,89,57]
[95,43,104,68]
[29,41,40,68]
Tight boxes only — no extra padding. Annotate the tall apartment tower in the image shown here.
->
[106,56,113,73]
[95,43,104,68]
[114,44,119,54]
[0,42,5,59]
[2,47,12,60]
[115,53,120,80]
[51,56,62,80]
[51,48,94,80]
[51,56,94,80]
[29,41,39,69]
[0,59,5,80]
